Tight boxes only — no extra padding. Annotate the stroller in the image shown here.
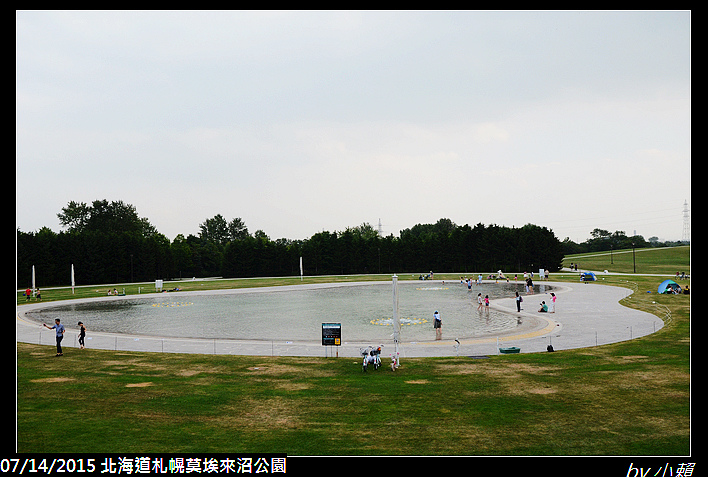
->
[360,345,383,372]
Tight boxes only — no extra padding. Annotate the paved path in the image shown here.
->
[16,280,665,359]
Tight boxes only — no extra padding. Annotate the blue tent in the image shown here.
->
[658,279,681,294]
[581,272,596,282]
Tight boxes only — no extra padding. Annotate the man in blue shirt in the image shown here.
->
[43,319,65,356]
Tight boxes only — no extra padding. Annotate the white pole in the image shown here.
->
[71,264,75,294]
[32,265,36,298]
[300,256,303,281]
[392,274,400,367]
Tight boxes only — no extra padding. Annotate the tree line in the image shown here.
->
[561,228,688,255]
[18,200,567,288]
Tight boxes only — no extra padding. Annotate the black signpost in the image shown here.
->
[322,323,341,356]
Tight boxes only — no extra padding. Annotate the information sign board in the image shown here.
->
[321,323,341,346]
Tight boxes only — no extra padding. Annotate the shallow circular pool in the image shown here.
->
[24,281,555,343]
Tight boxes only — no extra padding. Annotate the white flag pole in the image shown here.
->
[392,274,400,368]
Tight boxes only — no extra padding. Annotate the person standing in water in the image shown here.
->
[433,310,442,340]
[515,292,523,312]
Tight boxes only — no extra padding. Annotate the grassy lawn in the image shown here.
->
[563,245,690,276]
[16,248,690,456]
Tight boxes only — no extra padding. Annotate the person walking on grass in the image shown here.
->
[43,318,65,356]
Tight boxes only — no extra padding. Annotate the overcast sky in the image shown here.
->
[16,10,691,243]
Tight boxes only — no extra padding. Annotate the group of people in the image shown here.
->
[664,285,689,295]
[476,293,490,310]
[514,291,556,313]
[459,271,512,287]
[460,276,486,288]
[432,281,557,339]
[458,270,549,289]
[537,293,556,313]
[24,287,41,301]
[42,319,87,356]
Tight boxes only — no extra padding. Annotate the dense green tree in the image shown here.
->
[228,217,250,241]
[28,200,669,287]
[58,199,157,237]
[199,214,230,245]
[21,200,170,287]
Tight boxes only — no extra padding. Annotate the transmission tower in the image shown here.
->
[682,200,690,242]
[377,218,383,237]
